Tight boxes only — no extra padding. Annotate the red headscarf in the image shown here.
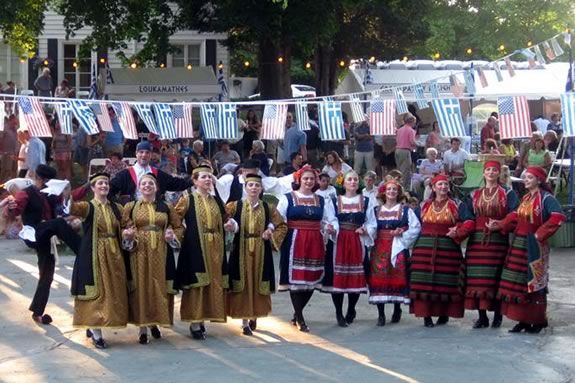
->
[483,160,501,171]
[293,164,319,185]
[431,174,449,186]
[525,166,553,193]
[377,179,403,195]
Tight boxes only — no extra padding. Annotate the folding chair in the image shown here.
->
[452,160,485,198]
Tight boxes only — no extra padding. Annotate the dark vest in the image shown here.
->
[21,186,57,228]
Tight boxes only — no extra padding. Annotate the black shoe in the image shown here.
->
[377,314,386,327]
[32,313,53,325]
[508,322,529,333]
[297,321,310,333]
[472,318,490,329]
[248,320,257,331]
[200,324,206,333]
[150,326,162,339]
[391,308,402,324]
[291,314,297,326]
[139,334,149,345]
[190,329,206,340]
[86,329,93,338]
[345,309,356,324]
[336,314,348,327]
[242,326,253,336]
[436,316,449,326]
[424,317,434,328]
[491,315,503,329]
[92,338,107,349]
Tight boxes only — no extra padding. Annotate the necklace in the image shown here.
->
[481,187,498,203]
[432,199,448,213]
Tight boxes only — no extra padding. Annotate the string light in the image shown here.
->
[218,62,224,70]
[466,48,473,55]
[527,41,533,47]
[19,57,26,63]
[498,44,505,51]
[159,63,165,68]
[99,58,106,64]
[369,56,376,63]
[72,62,78,68]
[402,56,408,62]
[277,57,284,63]
[186,63,192,70]
[339,60,346,67]
[433,52,440,60]
[244,61,250,67]
[305,62,312,69]
[43,59,49,66]
[130,62,137,69]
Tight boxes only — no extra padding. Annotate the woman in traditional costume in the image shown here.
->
[487,166,565,333]
[410,174,465,327]
[224,174,287,335]
[452,161,519,329]
[121,173,183,344]
[174,165,228,340]
[276,165,338,332]
[321,170,376,327]
[368,179,420,326]
[70,173,128,349]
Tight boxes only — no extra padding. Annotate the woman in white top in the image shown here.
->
[322,151,352,181]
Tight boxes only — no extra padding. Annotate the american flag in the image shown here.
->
[217,103,238,140]
[521,49,537,69]
[134,103,159,135]
[560,92,575,137]
[54,102,73,135]
[349,95,366,123]
[17,97,52,137]
[449,74,464,98]
[295,101,310,131]
[369,99,396,136]
[68,99,99,135]
[90,102,114,132]
[414,84,428,109]
[260,103,288,140]
[111,102,138,139]
[432,98,466,137]
[319,101,345,140]
[172,104,194,138]
[504,58,515,77]
[393,88,408,114]
[497,96,531,139]
[154,103,177,139]
[200,104,217,139]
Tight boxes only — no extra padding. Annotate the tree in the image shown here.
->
[0,0,49,57]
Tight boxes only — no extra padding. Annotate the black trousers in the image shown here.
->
[25,218,81,316]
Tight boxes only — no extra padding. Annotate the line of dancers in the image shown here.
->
[6,153,566,348]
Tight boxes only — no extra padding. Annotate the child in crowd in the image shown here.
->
[315,173,337,200]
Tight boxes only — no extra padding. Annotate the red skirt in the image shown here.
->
[323,229,367,293]
[285,222,326,289]
[367,229,409,304]
[501,291,547,325]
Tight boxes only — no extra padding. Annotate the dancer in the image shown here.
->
[487,166,565,333]
[122,173,183,344]
[368,179,420,326]
[321,171,376,327]
[410,175,466,327]
[224,174,287,335]
[70,172,128,348]
[451,161,519,329]
[276,165,338,332]
[174,165,228,340]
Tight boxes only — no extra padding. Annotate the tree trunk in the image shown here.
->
[314,44,332,96]
[258,37,291,100]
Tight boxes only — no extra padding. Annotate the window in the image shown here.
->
[0,42,22,86]
[63,43,91,92]
[171,44,201,67]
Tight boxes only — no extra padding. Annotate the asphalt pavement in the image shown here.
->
[0,239,574,383]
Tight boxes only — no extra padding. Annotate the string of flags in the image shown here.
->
[0,32,573,140]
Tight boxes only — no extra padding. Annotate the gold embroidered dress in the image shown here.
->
[122,200,183,327]
[225,200,287,319]
[71,200,129,328]
[174,191,228,323]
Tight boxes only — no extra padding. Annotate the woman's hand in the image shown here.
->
[486,219,501,232]
[326,224,336,235]
[390,228,405,237]
[355,226,366,235]
[223,219,236,232]
[262,228,273,241]
[122,226,136,241]
[445,226,458,238]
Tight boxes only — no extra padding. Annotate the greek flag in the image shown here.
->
[217,66,228,102]
[105,62,114,84]
[153,103,177,139]
[494,62,503,82]
[88,51,98,100]
[560,92,575,137]
[534,45,546,65]
[134,103,159,135]
[200,104,218,139]
[464,70,476,95]
[217,103,238,140]
[55,102,74,135]
[68,99,99,135]
[414,84,428,109]
[319,101,345,141]
[430,81,440,100]
[295,101,310,131]
[393,88,408,114]
[349,95,366,123]
[432,98,466,138]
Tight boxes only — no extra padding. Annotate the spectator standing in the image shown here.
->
[55,79,72,98]
[480,116,497,150]
[34,68,53,97]
[243,109,260,158]
[394,113,417,190]
[305,119,322,168]
[73,124,90,178]
[51,120,73,180]
[2,81,17,115]
[282,112,307,165]
[353,121,374,175]
[0,115,19,182]
[532,115,550,133]
[16,129,29,178]
[103,108,125,157]
[25,129,47,178]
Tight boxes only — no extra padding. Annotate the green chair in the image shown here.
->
[453,160,485,197]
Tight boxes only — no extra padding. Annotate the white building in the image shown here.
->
[1,9,229,100]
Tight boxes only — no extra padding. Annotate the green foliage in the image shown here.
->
[0,0,49,56]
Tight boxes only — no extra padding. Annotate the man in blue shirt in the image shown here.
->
[353,121,374,175]
[282,112,307,165]
[21,127,46,178]
[103,107,125,157]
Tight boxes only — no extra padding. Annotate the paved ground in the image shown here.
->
[0,239,574,383]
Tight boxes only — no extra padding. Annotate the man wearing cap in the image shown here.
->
[109,140,192,202]
[6,164,83,325]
